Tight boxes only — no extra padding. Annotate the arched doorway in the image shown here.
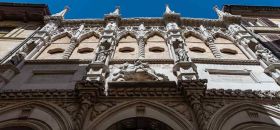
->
[87,100,194,130]
[106,117,173,130]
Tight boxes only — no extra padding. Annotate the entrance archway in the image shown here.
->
[87,100,194,130]
[106,117,173,130]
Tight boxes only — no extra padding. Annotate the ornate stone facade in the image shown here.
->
[0,2,280,130]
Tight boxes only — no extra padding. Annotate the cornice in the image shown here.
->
[61,17,230,28]
[0,64,19,73]
[25,59,91,64]
[75,80,104,89]
[24,58,259,65]
[109,59,174,64]
[0,89,77,99]
[106,81,180,97]
[192,58,260,65]
[205,88,280,100]
[62,19,105,25]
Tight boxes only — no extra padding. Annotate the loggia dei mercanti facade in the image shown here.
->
[1,2,280,130]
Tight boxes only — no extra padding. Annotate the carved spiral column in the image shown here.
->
[63,39,77,59]
[200,25,222,59]
[138,37,145,58]
[63,24,84,59]
[206,39,222,58]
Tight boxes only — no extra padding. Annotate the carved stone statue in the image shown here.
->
[112,60,169,81]
[228,24,244,35]
[105,22,117,30]
[167,22,179,30]
[95,46,112,63]
[175,44,189,62]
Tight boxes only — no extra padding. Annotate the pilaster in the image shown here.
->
[75,80,102,130]
[86,7,121,82]
[181,80,208,130]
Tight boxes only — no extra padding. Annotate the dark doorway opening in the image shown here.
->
[107,117,173,130]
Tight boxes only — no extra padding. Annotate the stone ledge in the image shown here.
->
[192,58,260,65]
[25,59,91,64]
[206,88,280,99]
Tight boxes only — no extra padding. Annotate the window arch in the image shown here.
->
[145,35,170,59]
[52,35,71,44]
[185,35,214,58]
[113,35,138,59]
[214,37,248,59]
[70,35,99,59]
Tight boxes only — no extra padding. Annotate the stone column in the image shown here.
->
[165,22,199,80]
[137,23,146,59]
[138,37,145,59]
[86,7,120,82]
[228,24,279,65]
[63,24,85,59]
[200,25,222,58]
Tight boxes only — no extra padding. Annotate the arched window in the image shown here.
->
[145,35,170,59]
[119,47,135,53]
[70,35,99,59]
[47,48,65,54]
[37,36,71,59]
[113,35,138,59]
[189,47,206,53]
[149,47,165,53]
[214,37,248,59]
[220,48,238,55]
[185,35,214,58]
[77,47,94,54]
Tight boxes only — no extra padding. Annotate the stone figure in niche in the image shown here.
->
[167,22,179,30]
[105,22,117,30]
[175,43,189,62]
[255,45,278,63]
[112,60,169,81]
[96,46,112,63]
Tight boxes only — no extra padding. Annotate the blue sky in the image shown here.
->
[1,0,280,19]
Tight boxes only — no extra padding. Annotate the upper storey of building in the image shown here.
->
[0,2,50,21]
[223,5,280,59]
[0,2,50,64]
